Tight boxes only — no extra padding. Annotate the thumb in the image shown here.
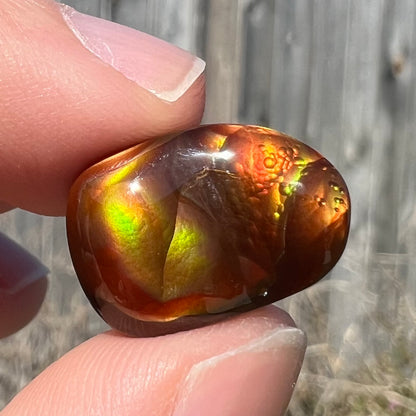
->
[2,306,306,416]
[0,0,205,215]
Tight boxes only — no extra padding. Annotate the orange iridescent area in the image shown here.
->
[66,125,350,336]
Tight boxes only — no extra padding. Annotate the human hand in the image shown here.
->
[0,1,306,414]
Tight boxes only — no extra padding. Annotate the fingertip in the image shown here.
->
[0,275,48,339]
[0,233,48,338]
[60,4,206,103]
[0,1,206,216]
[3,306,304,415]
[173,326,305,416]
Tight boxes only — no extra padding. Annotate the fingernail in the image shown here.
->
[0,232,49,295]
[59,5,205,102]
[173,326,306,416]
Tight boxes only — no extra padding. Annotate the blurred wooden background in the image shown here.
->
[1,1,415,414]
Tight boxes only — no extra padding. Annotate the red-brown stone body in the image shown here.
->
[67,125,350,336]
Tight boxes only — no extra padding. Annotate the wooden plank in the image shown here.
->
[372,0,416,253]
[269,0,314,139]
[64,0,103,17]
[239,0,275,126]
[111,0,147,28]
[111,0,205,55]
[203,0,245,122]
[305,0,350,154]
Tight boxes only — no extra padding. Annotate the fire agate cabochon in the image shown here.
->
[67,125,350,336]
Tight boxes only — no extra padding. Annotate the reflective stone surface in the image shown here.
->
[66,125,350,336]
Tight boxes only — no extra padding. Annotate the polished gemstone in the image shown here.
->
[66,125,350,336]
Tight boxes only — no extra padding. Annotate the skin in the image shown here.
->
[0,1,306,414]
